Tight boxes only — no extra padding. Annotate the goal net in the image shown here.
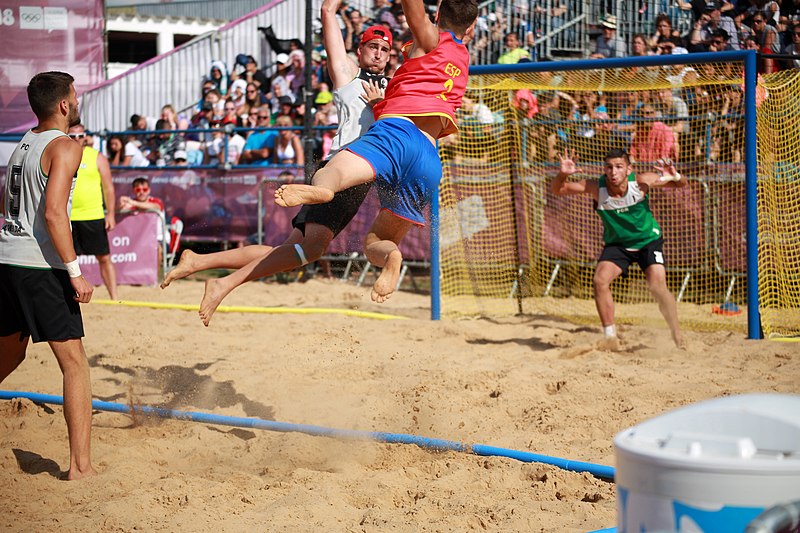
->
[437,52,800,339]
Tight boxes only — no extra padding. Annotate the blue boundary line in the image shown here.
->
[1,389,614,480]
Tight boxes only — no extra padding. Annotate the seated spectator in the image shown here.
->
[228,79,248,110]
[206,123,246,166]
[172,150,190,166]
[592,15,627,58]
[631,33,654,56]
[649,13,679,51]
[242,82,268,123]
[708,28,733,50]
[119,177,168,262]
[268,54,292,112]
[198,79,217,112]
[107,134,150,167]
[221,99,242,128]
[343,6,367,53]
[752,13,781,72]
[630,105,677,163]
[689,1,740,51]
[128,113,153,150]
[609,91,642,151]
[188,101,215,142]
[497,32,530,64]
[232,54,271,94]
[204,88,225,119]
[783,22,800,69]
[274,94,299,123]
[313,88,336,121]
[656,35,682,55]
[207,60,229,96]
[386,47,401,77]
[143,118,184,166]
[160,104,189,131]
[239,107,277,165]
[286,49,306,101]
[271,115,304,165]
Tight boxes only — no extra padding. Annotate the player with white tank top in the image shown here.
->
[0,71,97,480]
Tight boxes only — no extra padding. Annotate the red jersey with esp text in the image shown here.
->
[373,31,469,138]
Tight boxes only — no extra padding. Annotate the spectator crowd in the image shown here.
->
[94,0,800,170]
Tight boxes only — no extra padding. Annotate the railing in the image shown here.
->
[81,0,312,133]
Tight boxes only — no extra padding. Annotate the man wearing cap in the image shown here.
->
[163,0,394,325]
[690,1,739,50]
[592,14,627,58]
[273,0,477,305]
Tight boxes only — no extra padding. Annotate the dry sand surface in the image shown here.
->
[1,277,799,532]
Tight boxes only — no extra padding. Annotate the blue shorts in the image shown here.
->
[346,118,441,226]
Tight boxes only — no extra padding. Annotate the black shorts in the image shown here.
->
[598,238,665,277]
[291,160,372,237]
[72,219,110,256]
[0,264,84,343]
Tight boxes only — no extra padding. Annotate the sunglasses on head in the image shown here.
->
[69,133,86,139]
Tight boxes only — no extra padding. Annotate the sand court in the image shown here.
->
[1,278,798,532]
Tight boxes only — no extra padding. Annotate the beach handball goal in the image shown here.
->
[434,50,800,340]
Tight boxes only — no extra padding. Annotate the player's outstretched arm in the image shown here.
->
[639,158,688,190]
[402,0,439,54]
[551,149,597,197]
[321,0,358,88]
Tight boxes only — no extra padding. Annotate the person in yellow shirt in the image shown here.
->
[68,124,118,299]
[497,32,530,64]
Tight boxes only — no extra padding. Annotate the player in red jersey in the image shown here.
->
[275,0,478,304]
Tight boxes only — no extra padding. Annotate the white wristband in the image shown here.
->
[65,259,82,278]
[659,172,681,183]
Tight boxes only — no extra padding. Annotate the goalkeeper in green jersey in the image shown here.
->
[551,148,687,349]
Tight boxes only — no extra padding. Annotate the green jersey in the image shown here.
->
[595,173,661,250]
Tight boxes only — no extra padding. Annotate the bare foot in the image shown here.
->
[198,278,230,327]
[274,184,334,207]
[597,336,622,352]
[161,249,198,289]
[673,332,686,350]
[371,251,403,303]
[67,466,97,480]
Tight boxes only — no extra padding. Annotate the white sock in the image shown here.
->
[603,325,617,338]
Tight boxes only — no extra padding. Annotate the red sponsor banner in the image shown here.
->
[110,168,432,261]
[0,0,105,132]
[79,211,159,287]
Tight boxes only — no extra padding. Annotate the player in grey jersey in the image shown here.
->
[162,0,392,326]
[0,71,97,479]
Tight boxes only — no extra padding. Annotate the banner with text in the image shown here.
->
[80,211,159,287]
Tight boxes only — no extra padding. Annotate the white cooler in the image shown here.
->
[614,393,800,533]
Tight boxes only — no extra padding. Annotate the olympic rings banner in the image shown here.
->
[0,0,105,133]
